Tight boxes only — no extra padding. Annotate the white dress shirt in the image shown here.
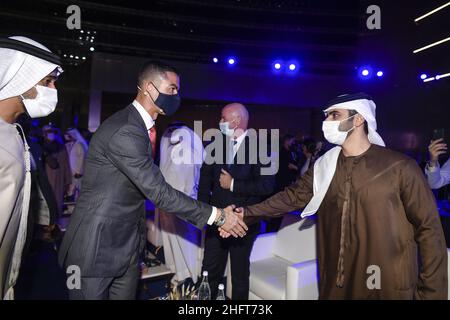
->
[425,158,450,189]
[132,100,155,130]
[132,100,218,224]
[229,130,248,192]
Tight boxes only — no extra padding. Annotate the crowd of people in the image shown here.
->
[21,121,90,240]
[0,36,448,300]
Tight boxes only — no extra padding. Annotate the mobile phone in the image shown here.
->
[432,128,445,141]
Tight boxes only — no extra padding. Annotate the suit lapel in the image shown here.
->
[234,135,248,165]
[222,135,230,172]
[227,135,249,175]
[127,104,147,131]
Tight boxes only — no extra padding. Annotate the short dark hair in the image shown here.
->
[282,134,295,144]
[302,138,316,154]
[348,109,369,135]
[137,60,179,87]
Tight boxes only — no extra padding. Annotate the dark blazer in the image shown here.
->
[23,140,59,259]
[198,133,275,212]
[58,104,212,277]
[276,147,298,192]
[28,140,59,225]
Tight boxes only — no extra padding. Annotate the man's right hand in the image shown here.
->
[218,205,248,238]
[234,207,245,215]
[219,207,245,238]
[428,138,447,167]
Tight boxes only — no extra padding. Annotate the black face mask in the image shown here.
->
[149,82,181,116]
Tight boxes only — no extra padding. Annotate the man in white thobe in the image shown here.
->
[0,36,62,299]
[156,123,205,284]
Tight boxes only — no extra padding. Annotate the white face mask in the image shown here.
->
[219,120,236,137]
[322,114,356,145]
[21,85,58,118]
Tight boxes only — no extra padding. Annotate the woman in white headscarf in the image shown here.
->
[64,127,88,200]
[156,123,205,285]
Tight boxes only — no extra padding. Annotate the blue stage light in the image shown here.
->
[228,57,236,65]
[376,70,383,77]
[420,73,427,80]
[357,66,373,79]
[213,57,218,63]
[271,60,284,73]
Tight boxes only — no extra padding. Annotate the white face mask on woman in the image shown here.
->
[21,85,58,118]
[322,114,356,145]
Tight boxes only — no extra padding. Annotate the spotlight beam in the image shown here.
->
[436,72,450,79]
[422,70,450,82]
[414,1,450,22]
[413,36,450,53]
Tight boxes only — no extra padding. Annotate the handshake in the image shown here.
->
[214,205,246,238]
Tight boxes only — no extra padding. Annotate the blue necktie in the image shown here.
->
[226,139,238,169]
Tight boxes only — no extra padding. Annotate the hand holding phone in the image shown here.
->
[429,128,447,167]
[432,128,445,141]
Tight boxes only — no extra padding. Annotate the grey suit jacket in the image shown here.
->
[58,104,212,277]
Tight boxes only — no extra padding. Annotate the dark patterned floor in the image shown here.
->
[15,239,171,300]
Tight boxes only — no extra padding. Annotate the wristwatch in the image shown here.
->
[427,160,437,169]
[214,208,226,227]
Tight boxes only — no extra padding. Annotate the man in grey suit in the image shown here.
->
[58,61,247,300]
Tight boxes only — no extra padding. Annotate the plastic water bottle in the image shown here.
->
[198,271,211,300]
[216,284,226,300]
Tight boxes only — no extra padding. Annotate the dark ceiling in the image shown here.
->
[0,0,367,75]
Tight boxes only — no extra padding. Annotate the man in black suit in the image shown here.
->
[58,61,247,300]
[27,139,59,241]
[198,103,276,300]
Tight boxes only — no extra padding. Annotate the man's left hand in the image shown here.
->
[218,207,246,238]
[218,205,248,238]
[220,169,233,190]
